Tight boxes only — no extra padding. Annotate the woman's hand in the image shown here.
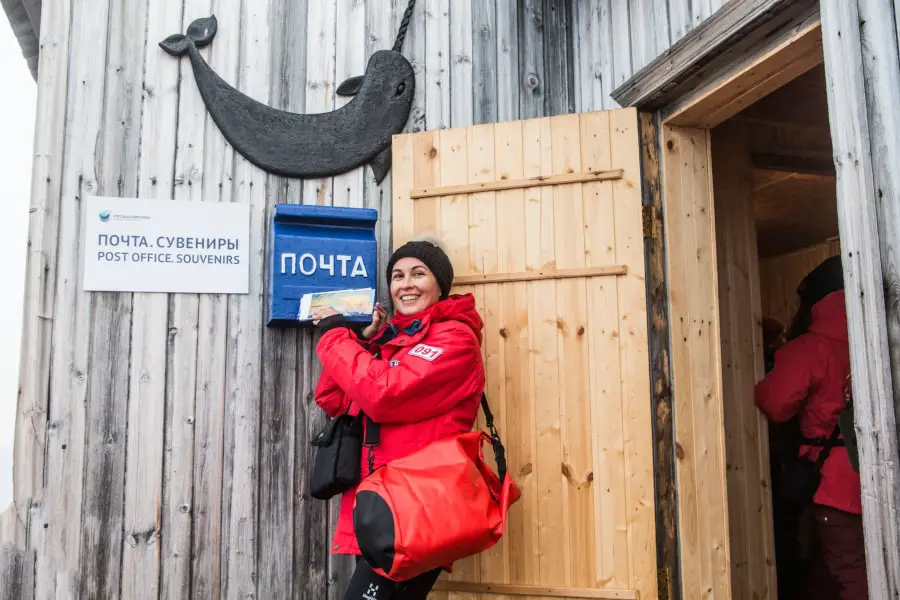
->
[311,307,340,325]
[360,303,387,339]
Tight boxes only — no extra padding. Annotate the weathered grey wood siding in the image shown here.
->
[820,0,900,594]
[11,0,734,597]
[571,0,730,112]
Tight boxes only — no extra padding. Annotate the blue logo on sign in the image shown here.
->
[99,210,111,223]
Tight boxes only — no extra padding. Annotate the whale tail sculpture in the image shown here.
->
[160,15,218,57]
[160,1,418,185]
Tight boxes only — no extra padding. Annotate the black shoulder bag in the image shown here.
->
[310,411,380,500]
[310,411,362,500]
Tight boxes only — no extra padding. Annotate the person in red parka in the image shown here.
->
[311,238,486,600]
[755,256,867,599]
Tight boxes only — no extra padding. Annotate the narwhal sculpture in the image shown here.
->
[160,3,417,184]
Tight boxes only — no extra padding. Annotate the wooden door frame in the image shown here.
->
[617,3,824,598]
[615,0,900,597]
[635,112,679,600]
[818,2,900,594]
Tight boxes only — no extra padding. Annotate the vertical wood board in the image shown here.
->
[661,124,732,600]
[820,2,900,593]
[711,120,777,600]
[7,1,763,598]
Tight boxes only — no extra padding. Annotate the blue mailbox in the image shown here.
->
[267,204,379,327]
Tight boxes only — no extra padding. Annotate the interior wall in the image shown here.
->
[710,119,778,599]
[660,124,732,600]
[759,238,841,328]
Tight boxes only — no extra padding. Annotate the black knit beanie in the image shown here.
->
[385,240,454,299]
[797,255,844,306]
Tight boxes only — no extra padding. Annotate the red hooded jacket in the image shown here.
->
[313,293,486,555]
[755,290,860,515]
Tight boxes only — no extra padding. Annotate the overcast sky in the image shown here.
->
[0,26,37,509]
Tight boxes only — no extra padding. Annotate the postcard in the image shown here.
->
[298,287,376,321]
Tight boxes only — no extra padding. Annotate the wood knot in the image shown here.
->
[675,442,685,460]
[577,326,585,336]
[562,464,593,488]
[499,328,509,339]
[666,140,675,151]
[519,463,533,476]
[428,147,437,159]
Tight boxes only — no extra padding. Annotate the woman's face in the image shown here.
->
[390,257,441,316]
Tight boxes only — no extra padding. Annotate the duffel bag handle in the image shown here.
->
[480,393,507,483]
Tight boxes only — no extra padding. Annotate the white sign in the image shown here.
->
[82,196,250,294]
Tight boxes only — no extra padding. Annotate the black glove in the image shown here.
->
[316,313,348,334]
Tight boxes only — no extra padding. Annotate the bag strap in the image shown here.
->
[480,393,508,483]
[362,341,391,475]
[802,434,845,447]
[364,416,380,475]
[813,423,842,470]
[361,394,507,481]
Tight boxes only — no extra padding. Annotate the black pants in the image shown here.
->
[343,558,441,600]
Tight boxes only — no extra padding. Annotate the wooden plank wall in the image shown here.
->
[710,120,777,600]
[10,0,746,597]
[571,0,731,112]
[1,501,32,600]
[0,544,33,600]
[11,1,603,598]
[759,238,841,329]
[821,2,900,592]
[661,124,732,600]
[392,108,656,600]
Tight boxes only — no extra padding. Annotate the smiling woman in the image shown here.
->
[309,237,490,600]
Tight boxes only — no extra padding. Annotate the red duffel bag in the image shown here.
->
[352,394,520,582]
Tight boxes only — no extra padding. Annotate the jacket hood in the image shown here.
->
[808,290,848,343]
[389,293,484,344]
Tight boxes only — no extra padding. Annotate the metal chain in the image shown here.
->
[392,0,417,52]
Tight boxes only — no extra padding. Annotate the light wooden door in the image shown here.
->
[392,108,656,600]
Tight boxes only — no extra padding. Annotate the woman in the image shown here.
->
[311,238,486,600]
[755,256,867,599]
